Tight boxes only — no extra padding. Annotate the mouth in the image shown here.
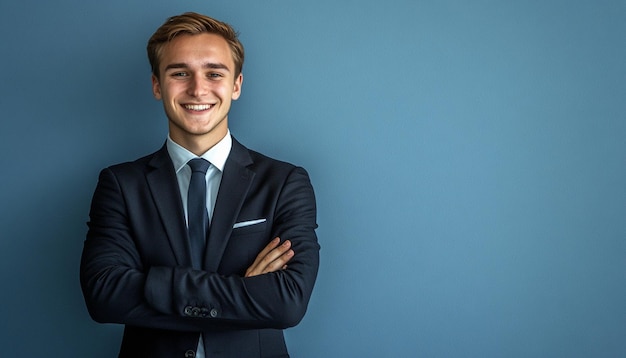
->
[183,104,214,112]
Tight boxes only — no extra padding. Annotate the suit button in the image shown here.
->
[200,307,209,317]
[184,350,195,358]
[184,306,193,316]
[210,308,218,318]
[191,307,200,317]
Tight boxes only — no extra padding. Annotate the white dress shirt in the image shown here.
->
[166,131,232,223]
[166,131,233,358]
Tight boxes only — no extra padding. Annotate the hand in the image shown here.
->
[245,237,294,277]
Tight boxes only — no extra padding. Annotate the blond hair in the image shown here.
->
[147,12,244,78]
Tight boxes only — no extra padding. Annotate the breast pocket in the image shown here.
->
[233,218,267,232]
[220,220,269,274]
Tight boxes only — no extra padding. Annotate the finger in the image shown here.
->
[246,240,292,277]
[261,249,294,275]
[254,240,291,273]
[245,238,285,277]
[247,237,281,273]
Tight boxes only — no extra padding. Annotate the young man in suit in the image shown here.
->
[80,12,319,358]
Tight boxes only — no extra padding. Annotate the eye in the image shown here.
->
[171,72,188,77]
[208,73,223,79]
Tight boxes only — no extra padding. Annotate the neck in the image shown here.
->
[170,129,228,156]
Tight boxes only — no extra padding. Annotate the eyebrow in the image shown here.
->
[164,62,231,72]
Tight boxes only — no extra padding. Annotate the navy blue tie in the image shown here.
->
[187,158,210,269]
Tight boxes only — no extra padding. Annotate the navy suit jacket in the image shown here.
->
[80,138,319,358]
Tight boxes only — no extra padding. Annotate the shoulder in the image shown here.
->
[101,145,170,179]
[233,138,303,176]
[246,150,315,199]
[249,148,296,172]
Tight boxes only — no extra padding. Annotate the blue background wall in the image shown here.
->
[1,1,625,356]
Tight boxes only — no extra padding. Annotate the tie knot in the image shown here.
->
[188,158,210,174]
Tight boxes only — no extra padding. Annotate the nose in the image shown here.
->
[187,75,208,97]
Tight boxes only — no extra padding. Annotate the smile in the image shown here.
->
[183,104,213,111]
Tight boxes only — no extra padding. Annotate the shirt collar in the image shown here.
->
[166,131,232,173]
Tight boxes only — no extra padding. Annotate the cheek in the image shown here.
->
[213,84,234,99]
[162,88,186,106]
[161,81,185,96]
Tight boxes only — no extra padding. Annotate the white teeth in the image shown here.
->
[184,104,212,111]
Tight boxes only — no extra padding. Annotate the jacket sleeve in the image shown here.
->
[80,167,207,332]
[80,166,319,331]
[144,166,320,330]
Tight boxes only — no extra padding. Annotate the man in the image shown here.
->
[80,12,319,358]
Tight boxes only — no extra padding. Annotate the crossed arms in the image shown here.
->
[80,164,319,332]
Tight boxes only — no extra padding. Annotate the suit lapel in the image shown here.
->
[205,139,255,272]
[146,145,191,266]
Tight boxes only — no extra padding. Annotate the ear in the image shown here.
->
[151,74,162,100]
[231,73,243,100]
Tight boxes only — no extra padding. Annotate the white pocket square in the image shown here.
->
[233,218,267,229]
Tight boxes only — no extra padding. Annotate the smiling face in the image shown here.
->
[152,33,243,155]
